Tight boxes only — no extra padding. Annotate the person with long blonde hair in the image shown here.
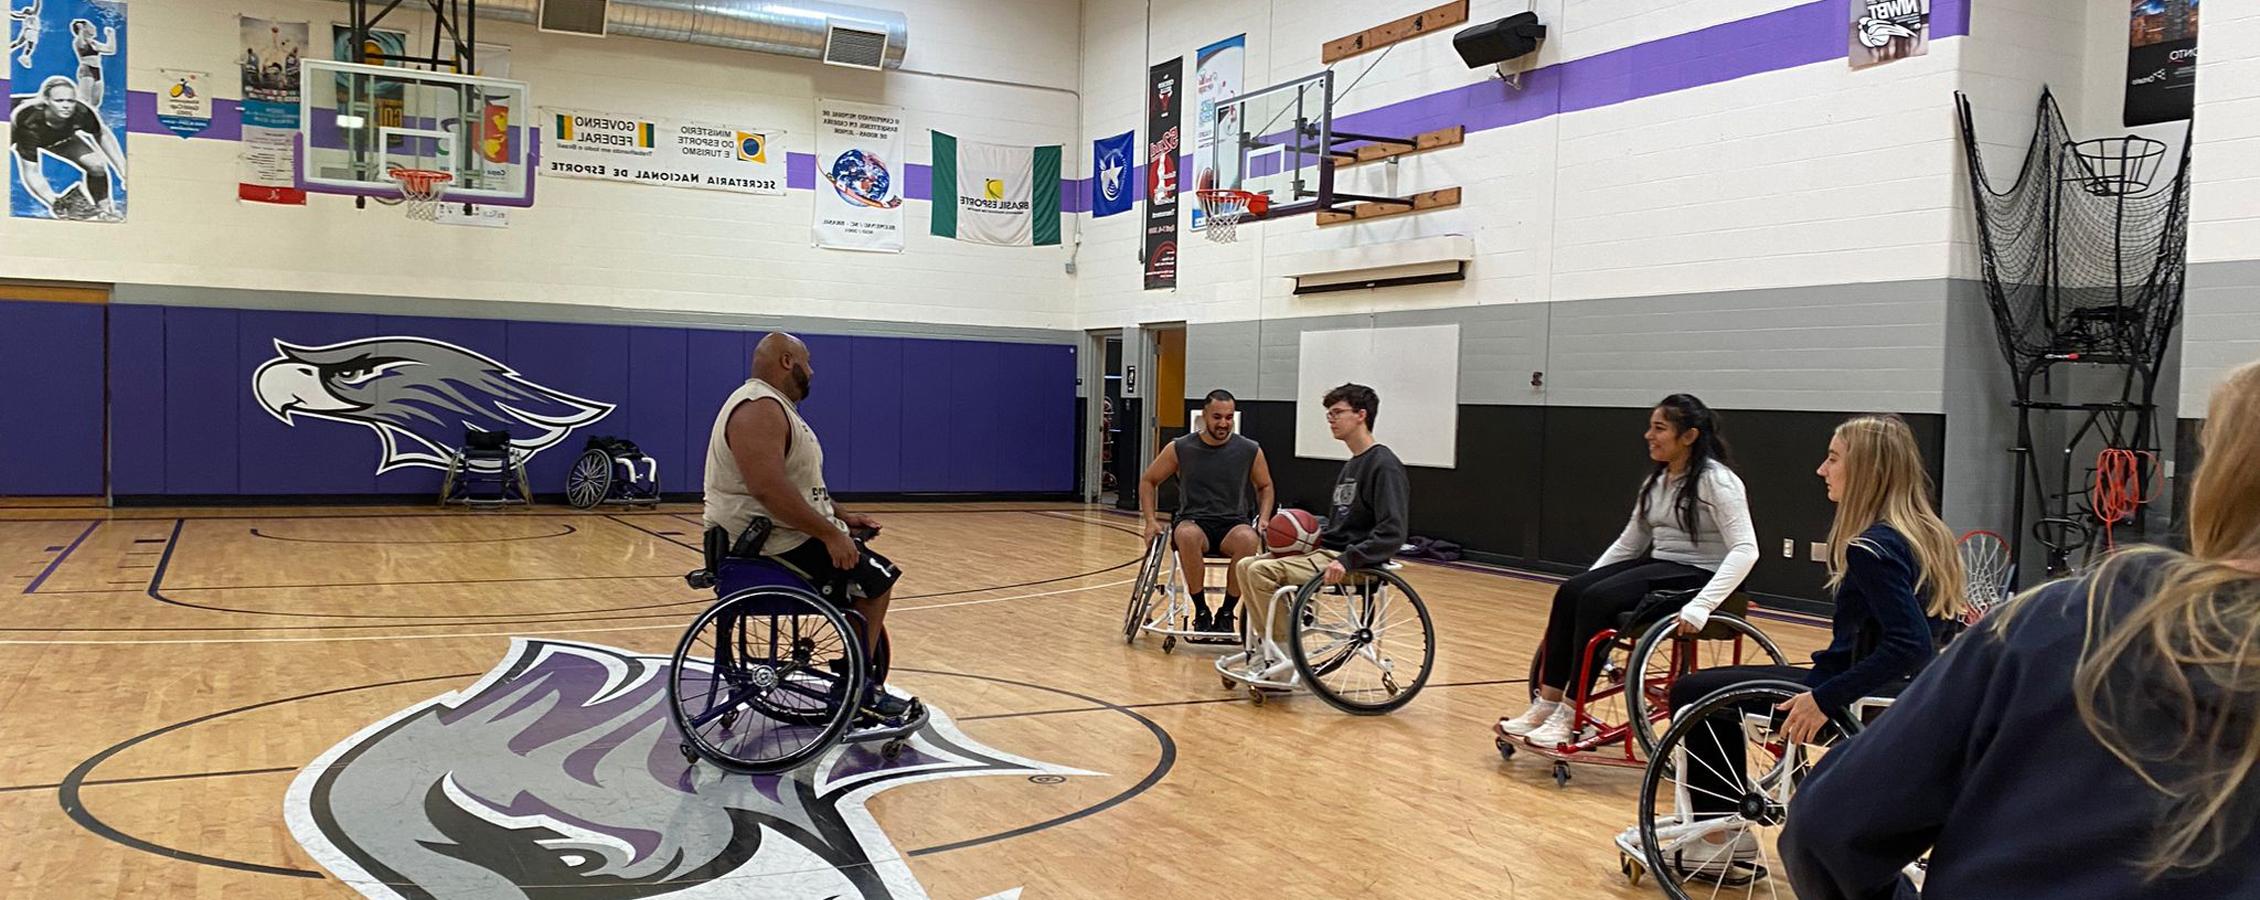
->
[1781,361,2260,898]
[1612,414,1963,878]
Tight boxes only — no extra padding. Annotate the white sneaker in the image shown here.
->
[1615,820,1760,879]
[1495,701,1559,738]
[1522,703,1584,748]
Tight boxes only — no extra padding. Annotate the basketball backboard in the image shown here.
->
[297,59,534,207]
[1210,70,1336,219]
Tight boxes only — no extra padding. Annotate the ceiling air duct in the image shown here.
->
[348,0,910,70]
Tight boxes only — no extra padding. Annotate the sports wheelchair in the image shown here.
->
[565,435,662,509]
[1121,523,1253,652]
[1215,562,1435,715]
[1499,589,1788,787]
[439,428,533,508]
[1620,680,1907,898]
[667,520,923,774]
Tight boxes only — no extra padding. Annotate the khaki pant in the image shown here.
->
[1230,549,1338,648]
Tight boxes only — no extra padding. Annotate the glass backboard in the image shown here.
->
[298,59,534,206]
[1210,70,1335,218]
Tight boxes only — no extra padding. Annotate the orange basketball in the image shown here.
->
[1264,509,1322,557]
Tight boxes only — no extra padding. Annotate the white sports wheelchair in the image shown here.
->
[1214,562,1436,714]
[1120,524,1251,652]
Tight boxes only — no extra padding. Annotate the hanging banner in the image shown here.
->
[1143,57,1183,290]
[541,108,786,195]
[155,69,211,139]
[930,132,1060,246]
[1848,0,1929,69]
[2125,0,2198,127]
[10,0,126,221]
[813,100,906,252]
[1191,34,1244,229]
[1091,130,1135,218]
[239,16,309,205]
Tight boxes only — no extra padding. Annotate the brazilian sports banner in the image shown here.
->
[540,108,786,195]
[814,99,906,252]
[2125,0,2199,127]
[930,132,1060,246]
[9,0,126,221]
[238,16,308,205]
[1143,57,1183,290]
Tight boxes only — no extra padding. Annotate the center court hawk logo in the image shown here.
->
[286,639,1088,899]
[252,336,614,473]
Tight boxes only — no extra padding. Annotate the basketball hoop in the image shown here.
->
[1197,189,1268,243]
[2063,136,2166,197]
[388,167,455,221]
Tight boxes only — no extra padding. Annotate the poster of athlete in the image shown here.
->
[9,0,125,222]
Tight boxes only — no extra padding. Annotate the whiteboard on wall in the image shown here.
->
[1294,324,1459,468]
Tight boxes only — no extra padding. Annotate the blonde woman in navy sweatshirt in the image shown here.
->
[1783,360,2260,899]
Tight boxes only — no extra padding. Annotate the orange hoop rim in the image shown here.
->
[387,167,456,193]
[1197,188,1268,216]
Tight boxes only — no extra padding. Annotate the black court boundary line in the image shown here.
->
[54,666,1175,878]
[954,676,1529,724]
[246,523,577,544]
[21,520,99,594]
[57,671,479,879]
[0,765,298,795]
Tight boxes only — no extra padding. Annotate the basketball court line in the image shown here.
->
[20,520,99,593]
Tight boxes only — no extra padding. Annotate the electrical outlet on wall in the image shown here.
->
[1781,538,1795,558]
[1809,541,1827,563]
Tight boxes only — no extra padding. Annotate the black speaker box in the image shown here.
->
[1454,12,1546,68]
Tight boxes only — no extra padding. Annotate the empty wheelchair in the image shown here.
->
[1500,589,1788,786]
[667,522,920,774]
[1121,526,1246,652]
[1215,564,1435,715]
[439,428,532,508]
[565,435,662,509]
[1621,680,1908,897]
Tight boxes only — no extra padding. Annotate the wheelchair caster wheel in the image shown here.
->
[1221,674,1237,690]
[881,738,907,761]
[719,711,738,730]
[1494,738,1516,761]
[1247,686,1266,706]
[1621,853,1644,886]
[1551,761,1571,787]
[679,742,698,765]
[1162,635,1177,654]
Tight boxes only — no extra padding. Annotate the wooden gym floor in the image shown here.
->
[0,503,1826,899]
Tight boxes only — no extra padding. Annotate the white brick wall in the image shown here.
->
[2179,3,2260,409]
[1074,0,1982,330]
[0,0,1084,329]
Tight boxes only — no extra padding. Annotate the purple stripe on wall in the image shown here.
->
[14,0,1966,218]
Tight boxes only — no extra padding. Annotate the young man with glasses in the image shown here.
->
[1229,383,1410,655]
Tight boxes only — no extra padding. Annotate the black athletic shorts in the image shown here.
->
[1177,516,1246,557]
[771,536,902,606]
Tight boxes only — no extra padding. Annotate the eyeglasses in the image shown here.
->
[1324,408,1356,421]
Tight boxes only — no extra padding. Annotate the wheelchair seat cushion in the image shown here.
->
[1616,588,1751,636]
[589,435,645,459]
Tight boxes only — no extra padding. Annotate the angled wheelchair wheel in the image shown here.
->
[667,587,866,774]
[1633,681,1838,900]
[437,456,462,505]
[1123,535,1166,643]
[566,448,612,509]
[1288,568,1434,715]
[1625,613,1790,758]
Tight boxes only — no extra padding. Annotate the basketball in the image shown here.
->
[1265,508,1322,557]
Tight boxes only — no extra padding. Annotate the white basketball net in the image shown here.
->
[389,168,455,221]
[1199,191,1253,243]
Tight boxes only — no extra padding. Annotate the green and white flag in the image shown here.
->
[930,132,1061,246]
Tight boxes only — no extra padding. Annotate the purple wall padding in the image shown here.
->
[106,306,1075,498]
[0,300,105,495]
[108,305,166,495]
[162,307,241,494]
[897,339,955,492]
[845,337,904,493]
[627,328,691,497]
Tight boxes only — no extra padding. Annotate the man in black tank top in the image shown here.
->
[1139,389,1275,634]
